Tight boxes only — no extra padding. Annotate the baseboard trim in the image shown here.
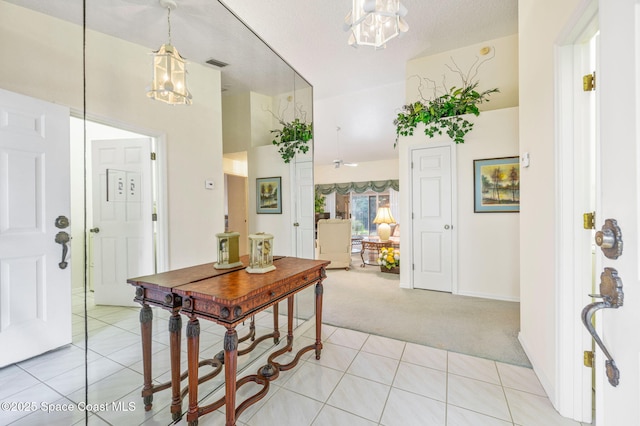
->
[456,290,520,302]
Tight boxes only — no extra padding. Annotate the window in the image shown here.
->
[351,192,390,237]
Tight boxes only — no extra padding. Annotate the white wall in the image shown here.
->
[398,108,520,300]
[248,145,293,256]
[455,108,520,300]
[314,81,404,165]
[0,2,225,272]
[314,159,399,184]
[518,0,583,407]
[406,34,519,111]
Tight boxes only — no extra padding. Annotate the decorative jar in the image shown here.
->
[246,233,275,274]
[214,232,242,269]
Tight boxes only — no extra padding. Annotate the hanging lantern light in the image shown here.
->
[147,0,192,105]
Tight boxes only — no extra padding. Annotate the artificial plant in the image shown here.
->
[394,53,499,147]
[268,102,313,163]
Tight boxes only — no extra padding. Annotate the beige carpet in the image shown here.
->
[319,258,531,367]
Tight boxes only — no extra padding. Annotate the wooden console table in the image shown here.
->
[128,256,329,426]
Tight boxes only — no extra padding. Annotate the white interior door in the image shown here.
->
[292,160,314,259]
[593,2,639,424]
[412,145,454,292]
[226,174,248,255]
[0,88,71,367]
[91,138,154,306]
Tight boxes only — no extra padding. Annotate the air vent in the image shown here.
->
[206,58,229,68]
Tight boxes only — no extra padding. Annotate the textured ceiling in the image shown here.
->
[5,0,518,165]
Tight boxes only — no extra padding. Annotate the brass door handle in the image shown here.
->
[89,227,100,233]
[581,267,623,387]
[55,231,70,269]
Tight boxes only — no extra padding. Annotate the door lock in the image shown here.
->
[55,215,70,229]
[595,219,623,259]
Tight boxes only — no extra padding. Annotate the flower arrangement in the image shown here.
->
[378,247,400,270]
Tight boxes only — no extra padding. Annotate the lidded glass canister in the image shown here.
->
[214,231,242,269]
[246,232,275,274]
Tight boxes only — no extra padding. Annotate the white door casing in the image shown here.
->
[0,88,71,367]
[91,138,154,307]
[411,145,455,292]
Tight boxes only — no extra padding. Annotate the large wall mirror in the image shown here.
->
[0,0,314,423]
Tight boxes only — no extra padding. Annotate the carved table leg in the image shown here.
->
[287,296,294,351]
[272,303,280,344]
[314,279,324,360]
[224,327,239,426]
[186,317,200,426]
[139,304,154,410]
[169,312,182,420]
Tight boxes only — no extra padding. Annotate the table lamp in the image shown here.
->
[214,232,243,269]
[246,233,276,274]
[373,206,395,242]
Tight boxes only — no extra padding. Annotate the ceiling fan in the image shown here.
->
[333,126,358,168]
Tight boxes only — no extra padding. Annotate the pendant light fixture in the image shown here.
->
[344,0,409,49]
[147,0,192,105]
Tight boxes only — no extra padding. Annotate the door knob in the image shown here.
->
[89,227,100,233]
[595,219,623,259]
[444,224,451,230]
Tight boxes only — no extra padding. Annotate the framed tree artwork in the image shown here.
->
[473,157,520,213]
[256,177,282,214]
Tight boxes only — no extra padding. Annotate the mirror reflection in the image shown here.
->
[0,0,314,423]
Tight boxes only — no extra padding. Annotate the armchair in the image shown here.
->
[315,219,352,270]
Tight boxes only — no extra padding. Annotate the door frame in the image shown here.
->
[554,0,598,421]
[407,141,458,292]
[71,111,169,280]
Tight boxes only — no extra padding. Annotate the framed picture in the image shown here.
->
[473,157,520,213]
[256,177,282,214]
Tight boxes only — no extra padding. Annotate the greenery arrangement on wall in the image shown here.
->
[271,118,313,163]
[394,53,499,147]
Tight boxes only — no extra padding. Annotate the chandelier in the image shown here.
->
[147,0,192,105]
[344,0,409,49]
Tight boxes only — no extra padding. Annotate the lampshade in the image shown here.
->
[344,0,409,49]
[373,207,395,225]
[147,0,192,105]
[373,206,395,241]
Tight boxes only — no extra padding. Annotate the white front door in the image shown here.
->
[411,145,454,292]
[91,138,154,307]
[594,2,640,424]
[0,88,71,367]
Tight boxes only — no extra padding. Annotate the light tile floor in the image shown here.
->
[0,290,589,426]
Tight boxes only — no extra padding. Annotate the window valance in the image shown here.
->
[315,180,399,195]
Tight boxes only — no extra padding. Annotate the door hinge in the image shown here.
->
[412,264,415,270]
[411,162,414,169]
[583,212,596,230]
[152,213,157,222]
[584,350,594,367]
[151,152,157,160]
[583,72,596,91]
[411,212,414,220]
